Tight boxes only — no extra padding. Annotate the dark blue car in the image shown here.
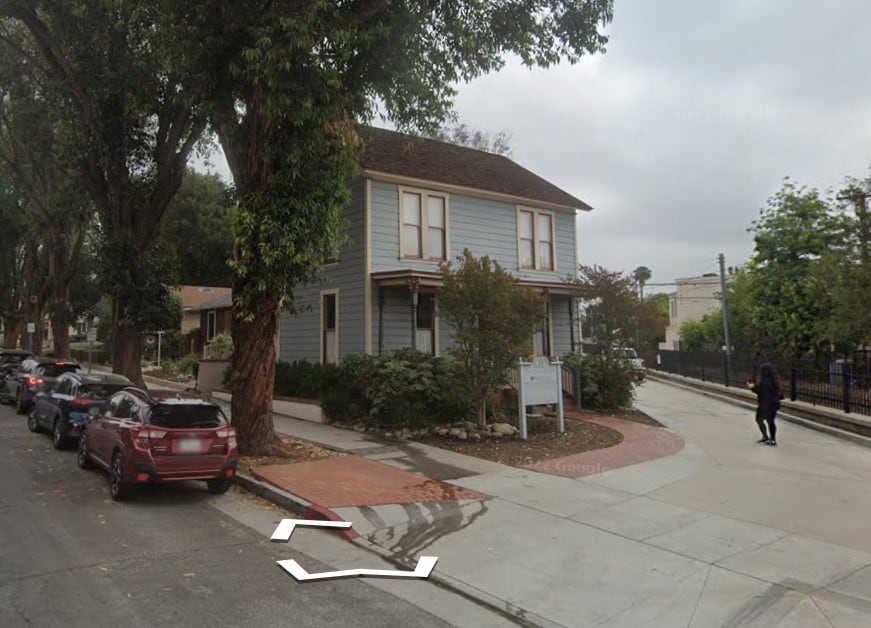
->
[28,372,133,449]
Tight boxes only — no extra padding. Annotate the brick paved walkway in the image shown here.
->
[525,413,685,478]
[252,455,488,508]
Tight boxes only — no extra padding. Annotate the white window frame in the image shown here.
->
[398,187,449,262]
[320,289,339,365]
[206,311,217,342]
[516,206,556,272]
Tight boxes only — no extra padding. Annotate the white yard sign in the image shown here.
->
[517,357,565,439]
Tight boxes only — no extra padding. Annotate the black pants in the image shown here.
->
[756,404,779,440]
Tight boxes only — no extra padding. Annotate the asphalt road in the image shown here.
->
[0,403,502,628]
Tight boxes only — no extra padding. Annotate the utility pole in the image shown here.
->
[719,253,733,386]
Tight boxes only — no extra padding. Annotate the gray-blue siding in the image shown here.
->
[280,177,580,363]
[278,179,367,363]
[369,180,576,280]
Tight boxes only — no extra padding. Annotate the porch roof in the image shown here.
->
[370,269,577,296]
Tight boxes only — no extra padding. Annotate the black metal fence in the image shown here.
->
[653,350,871,417]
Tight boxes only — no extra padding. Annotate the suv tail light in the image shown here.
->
[216,426,237,449]
[69,398,93,410]
[26,376,43,387]
[132,427,167,447]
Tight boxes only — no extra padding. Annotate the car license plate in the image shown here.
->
[176,438,201,453]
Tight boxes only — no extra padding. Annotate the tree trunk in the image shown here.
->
[51,305,72,359]
[111,298,144,386]
[230,295,280,456]
[476,394,487,430]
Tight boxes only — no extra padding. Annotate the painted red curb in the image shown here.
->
[303,504,360,540]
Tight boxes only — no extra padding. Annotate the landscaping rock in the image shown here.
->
[491,422,518,436]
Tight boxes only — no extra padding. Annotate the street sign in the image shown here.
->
[26,322,35,333]
[86,329,97,342]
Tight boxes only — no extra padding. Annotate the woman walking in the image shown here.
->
[746,363,784,446]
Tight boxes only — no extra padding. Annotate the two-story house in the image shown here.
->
[278,127,592,364]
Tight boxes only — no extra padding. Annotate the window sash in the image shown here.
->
[401,190,446,260]
[519,208,555,271]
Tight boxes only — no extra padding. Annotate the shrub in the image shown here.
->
[174,353,200,377]
[206,332,234,360]
[274,359,342,400]
[320,349,473,429]
[562,352,637,411]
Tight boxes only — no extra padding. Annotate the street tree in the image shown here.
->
[166,0,614,454]
[824,175,871,350]
[0,29,92,357]
[1,2,209,385]
[572,264,639,351]
[744,178,842,362]
[438,249,544,429]
[158,170,235,287]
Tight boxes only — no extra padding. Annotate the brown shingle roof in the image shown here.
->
[359,127,592,211]
[176,286,232,310]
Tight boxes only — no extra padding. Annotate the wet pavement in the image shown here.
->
[240,379,871,627]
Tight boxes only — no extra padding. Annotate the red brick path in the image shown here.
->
[252,455,488,508]
[526,413,685,478]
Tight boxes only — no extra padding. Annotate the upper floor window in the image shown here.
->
[401,189,447,261]
[517,208,554,271]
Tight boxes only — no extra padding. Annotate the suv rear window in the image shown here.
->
[147,404,227,429]
[78,384,130,400]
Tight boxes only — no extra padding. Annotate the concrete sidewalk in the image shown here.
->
[239,380,871,627]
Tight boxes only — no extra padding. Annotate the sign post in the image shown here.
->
[517,356,564,440]
[26,322,35,352]
[86,327,97,373]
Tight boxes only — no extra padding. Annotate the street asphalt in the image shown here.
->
[0,402,515,628]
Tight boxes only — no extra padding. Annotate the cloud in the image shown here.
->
[450,0,871,289]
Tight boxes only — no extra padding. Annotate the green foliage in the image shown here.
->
[174,353,200,376]
[438,249,544,427]
[741,178,843,361]
[573,264,640,349]
[273,360,342,400]
[158,170,235,286]
[205,332,233,360]
[679,311,724,352]
[562,352,637,411]
[317,350,473,429]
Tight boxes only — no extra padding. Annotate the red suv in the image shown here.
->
[76,387,238,501]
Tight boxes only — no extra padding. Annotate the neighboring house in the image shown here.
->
[193,293,233,356]
[659,273,724,351]
[176,286,232,334]
[278,127,592,365]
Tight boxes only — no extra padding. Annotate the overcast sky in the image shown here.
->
[445,0,871,291]
[200,1,870,294]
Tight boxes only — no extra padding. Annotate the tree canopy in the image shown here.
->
[438,249,544,429]
[162,0,614,454]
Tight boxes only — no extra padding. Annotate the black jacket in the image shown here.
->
[751,379,782,418]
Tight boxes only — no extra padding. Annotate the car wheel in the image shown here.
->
[109,451,132,501]
[206,478,233,495]
[76,432,93,469]
[27,412,40,433]
[52,419,67,450]
[16,392,27,415]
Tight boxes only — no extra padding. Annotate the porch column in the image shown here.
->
[378,287,385,354]
[406,277,420,350]
[569,297,576,353]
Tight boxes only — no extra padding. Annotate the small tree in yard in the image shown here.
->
[438,250,544,429]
